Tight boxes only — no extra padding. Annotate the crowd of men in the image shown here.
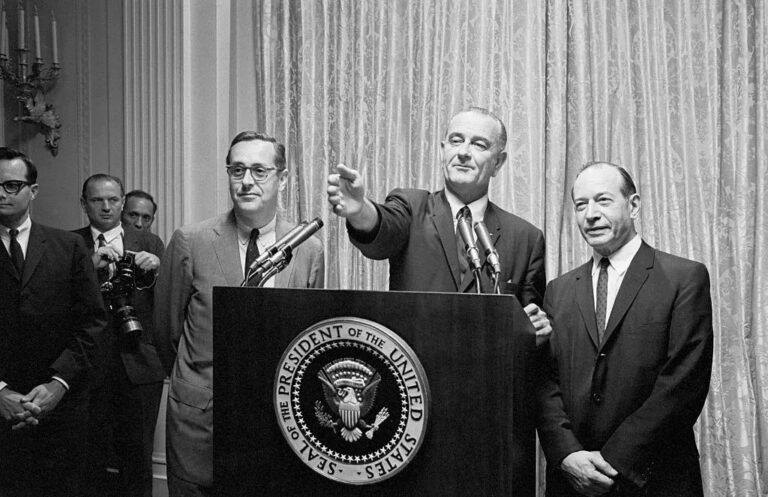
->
[0,106,712,497]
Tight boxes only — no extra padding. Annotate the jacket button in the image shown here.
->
[592,393,603,405]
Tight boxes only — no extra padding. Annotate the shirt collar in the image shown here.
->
[444,188,489,224]
[1,214,31,235]
[236,215,277,245]
[90,224,123,244]
[592,234,642,274]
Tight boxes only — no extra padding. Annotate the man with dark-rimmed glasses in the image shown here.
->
[154,131,324,496]
[0,147,106,496]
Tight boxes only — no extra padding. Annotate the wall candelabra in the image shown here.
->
[0,3,61,156]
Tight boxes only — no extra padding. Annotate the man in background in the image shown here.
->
[0,147,106,496]
[75,174,166,497]
[122,189,158,232]
[327,106,550,339]
[537,162,713,496]
[155,131,324,496]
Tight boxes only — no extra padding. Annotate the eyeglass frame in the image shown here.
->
[0,180,33,195]
[225,165,282,182]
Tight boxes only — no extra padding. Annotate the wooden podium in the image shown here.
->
[214,288,537,496]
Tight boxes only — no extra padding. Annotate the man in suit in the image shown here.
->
[537,162,713,496]
[0,147,106,496]
[327,107,550,339]
[155,131,325,496]
[74,174,166,497]
[121,189,158,232]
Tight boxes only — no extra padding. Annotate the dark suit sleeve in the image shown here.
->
[537,280,585,466]
[348,189,413,260]
[601,263,713,485]
[522,229,546,307]
[50,235,107,387]
[154,228,192,375]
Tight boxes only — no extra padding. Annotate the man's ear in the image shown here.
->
[492,151,507,177]
[629,193,641,219]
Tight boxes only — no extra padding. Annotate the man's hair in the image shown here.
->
[125,189,157,214]
[454,106,508,151]
[572,161,638,200]
[81,174,125,199]
[0,147,37,183]
[225,131,287,171]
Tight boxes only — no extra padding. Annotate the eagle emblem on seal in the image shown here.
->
[315,358,390,442]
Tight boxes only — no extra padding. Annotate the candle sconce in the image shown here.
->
[0,4,61,156]
[0,54,61,156]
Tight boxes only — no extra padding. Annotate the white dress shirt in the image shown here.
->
[237,216,277,288]
[591,234,643,320]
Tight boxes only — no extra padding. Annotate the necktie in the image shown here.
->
[9,228,23,275]
[244,229,260,278]
[595,257,610,343]
[96,234,109,283]
[456,206,471,283]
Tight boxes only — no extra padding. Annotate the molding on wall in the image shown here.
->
[124,0,184,243]
[77,0,90,209]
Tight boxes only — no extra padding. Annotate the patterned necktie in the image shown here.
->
[595,257,610,343]
[244,228,260,278]
[9,228,23,275]
[456,206,471,283]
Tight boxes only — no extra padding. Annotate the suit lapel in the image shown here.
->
[274,219,293,288]
[602,242,654,344]
[575,261,600,348]
[213,212,244,286]
[21,223,46,288]
[122,226,141,253]
[430,191,462,290]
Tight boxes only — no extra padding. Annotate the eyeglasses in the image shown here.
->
[0,180,32,194]
[225,165,279,182]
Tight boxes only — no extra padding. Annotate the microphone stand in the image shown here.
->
[471,267,483,294]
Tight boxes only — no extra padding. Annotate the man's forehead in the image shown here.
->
[573,165,624,195]
[0,158,27,178]
[229,139,277,162]
[87,179,122,196]
[446,111,501,139]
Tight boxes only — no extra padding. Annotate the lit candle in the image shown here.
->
[33,5,40,60]
[17,0,24,50]
[0,4,6,58]
[50,9,56,64]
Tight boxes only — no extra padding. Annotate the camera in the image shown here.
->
[100,251,143,341]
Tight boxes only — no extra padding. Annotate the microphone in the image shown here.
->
[252,217,324,280]
[474,221,501,275]
[246,222,307,273]
[457,212,483,271]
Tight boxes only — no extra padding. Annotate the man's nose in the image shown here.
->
[101,201,111,211]
[457,142,471,158]
[241,169,256,187]
[585,201,601,220]
[134,219,144,229]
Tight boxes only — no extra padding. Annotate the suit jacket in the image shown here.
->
[0,222,106,399]
[73,225,166,385]
[537,241,713,496]
[349,188,546,304]
[154,211,324,486]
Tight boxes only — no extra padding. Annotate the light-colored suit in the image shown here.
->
[154,211,324,489]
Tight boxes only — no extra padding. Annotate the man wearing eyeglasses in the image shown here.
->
[0,147,106,496]
[155,131,324,497]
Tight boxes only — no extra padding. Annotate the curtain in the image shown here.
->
[232,1,768,495]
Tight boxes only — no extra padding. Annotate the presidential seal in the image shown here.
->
[274,317,430,485]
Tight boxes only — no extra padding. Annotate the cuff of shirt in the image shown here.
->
[51,376,70,391]
[0,381,7,392]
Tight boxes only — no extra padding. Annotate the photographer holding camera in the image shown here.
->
[74,174,166,497]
